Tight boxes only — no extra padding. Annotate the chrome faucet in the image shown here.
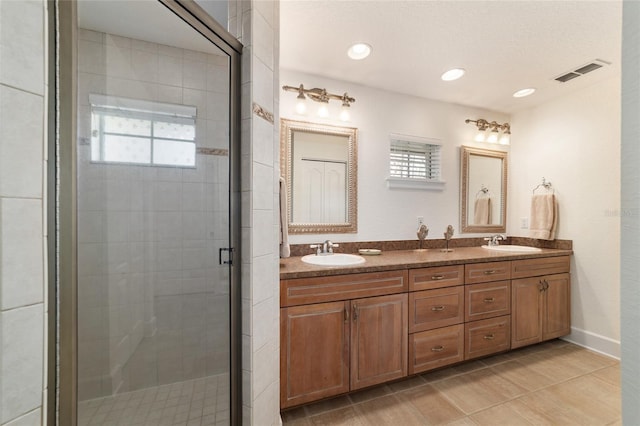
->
[484,234,506,246]
[309,240,340,255]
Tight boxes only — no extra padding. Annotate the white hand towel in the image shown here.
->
[529,194,557,240]
[279,177,291,258]
[474,197,491,225]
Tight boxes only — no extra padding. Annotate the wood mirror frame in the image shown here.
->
[280,119,358,234]
[460,146,508,233]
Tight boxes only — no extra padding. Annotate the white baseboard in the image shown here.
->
[562,327,620,359]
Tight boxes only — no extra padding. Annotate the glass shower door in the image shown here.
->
[74,2,236,424]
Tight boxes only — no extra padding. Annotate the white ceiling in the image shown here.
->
[280,0,622,114]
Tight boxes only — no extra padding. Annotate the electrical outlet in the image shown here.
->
[520,217,529,229]
[417,216,424,228]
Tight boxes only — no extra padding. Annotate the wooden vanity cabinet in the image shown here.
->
[464,261,511,360]
[280,270,408,408]
[511,256,571,349]
[280,301,349,408]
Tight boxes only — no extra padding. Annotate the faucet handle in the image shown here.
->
[309,244,321,255]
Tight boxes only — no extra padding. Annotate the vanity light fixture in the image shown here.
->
[283,84,356,122]
[465,118,511,145]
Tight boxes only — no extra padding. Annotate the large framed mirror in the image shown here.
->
[280,119,358,234]
[460,146,508,233]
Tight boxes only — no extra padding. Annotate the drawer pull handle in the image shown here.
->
[483,334,495,340]
[344,306,349,322]
[353,304,358,321]
[483,270,497,275]
[431,274,445,280]
[431,305,445,312]
[431,345,444,352]
[483,297,495,303]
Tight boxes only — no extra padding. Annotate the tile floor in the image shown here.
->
[78,374,230,426]
[281,340,621,426]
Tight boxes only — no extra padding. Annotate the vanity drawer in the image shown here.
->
[511,256,570,279]
[281,270,408,307]
[465,261,511,284]
[409,265,465,291]
[409,324,464,374]
[409,286,464,333]
[465,281,511,322]
[464,315,511,360]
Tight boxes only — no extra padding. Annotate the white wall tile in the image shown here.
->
[0,0,44,95]
[0,85,44,199]
[0,199,44,310]
[158,55,183,87]
[3,408,41,426]
[253,10,274,71]
[1,304,44,424]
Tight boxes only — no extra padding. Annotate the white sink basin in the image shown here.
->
[481,245,542,253]
[301,253,366,266]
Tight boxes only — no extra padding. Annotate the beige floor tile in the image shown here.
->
[591,364,620,387]
[497,396,579,425]
[304,396,352,417]
[433,368,528,414]
[282,418,312,426]
[553,345,618,373]
[387,375,426,393]
[469,403,533,426]
[489,359,556,392]
[397,383,466,424]
[421,360,488,384]
[348,384,391,404]
[353,394,426,425]
[308,406,366,426]
[281,406,308,423]
[445,418,479,426]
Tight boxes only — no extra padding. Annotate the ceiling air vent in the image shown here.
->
[554,59,609,83]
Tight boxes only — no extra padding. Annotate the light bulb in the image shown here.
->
[474,130,486,142]
[339,106,350,122]
[487,132,499,143]
[317,103,329,118]
[295,98,307,115]
[347,43,372,60]
[441,68,465,81]
[499,134,510,145]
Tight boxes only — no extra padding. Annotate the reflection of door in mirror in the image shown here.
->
[292,131,348,223]
[468,156,502,225]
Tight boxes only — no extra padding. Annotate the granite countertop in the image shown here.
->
[279,246,573,280]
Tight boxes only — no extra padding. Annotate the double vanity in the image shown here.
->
[279,245,572,409]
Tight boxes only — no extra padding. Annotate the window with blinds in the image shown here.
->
[390,140,441,179]
[387,135,445,190]
[89,94,197,167]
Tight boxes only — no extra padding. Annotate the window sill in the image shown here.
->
[386,177,446,191]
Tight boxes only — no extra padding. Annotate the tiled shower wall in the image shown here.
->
[76,29,232,400]
[0,1,48,425]
[228,1,282,424]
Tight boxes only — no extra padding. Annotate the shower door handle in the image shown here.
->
[219,247,234,265]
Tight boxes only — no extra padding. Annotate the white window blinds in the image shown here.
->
[390,140,441,180]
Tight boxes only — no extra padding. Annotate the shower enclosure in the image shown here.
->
[55,1,241,424]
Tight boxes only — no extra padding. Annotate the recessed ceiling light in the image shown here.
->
[441,68,465,81]
[513,88,536,98]
[347,43,372,60]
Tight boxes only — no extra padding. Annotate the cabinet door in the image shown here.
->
[511,277,543,349]
[281,302,349,408]
[543,273,571,340]
[350,293,408,390]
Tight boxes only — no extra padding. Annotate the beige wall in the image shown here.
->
[0,0,48,424]
[509,76,621,357]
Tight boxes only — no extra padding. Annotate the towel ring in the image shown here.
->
[476,186,491,199]
[532,178,554,194]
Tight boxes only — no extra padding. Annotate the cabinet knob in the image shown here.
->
[431,305,445,312]
[431,345,444,352]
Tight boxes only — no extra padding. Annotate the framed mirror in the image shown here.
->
[460,146,508,233]
[280,119,358,234]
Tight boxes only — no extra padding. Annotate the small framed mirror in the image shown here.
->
[460,146,508,233]
[280,119,358,234]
